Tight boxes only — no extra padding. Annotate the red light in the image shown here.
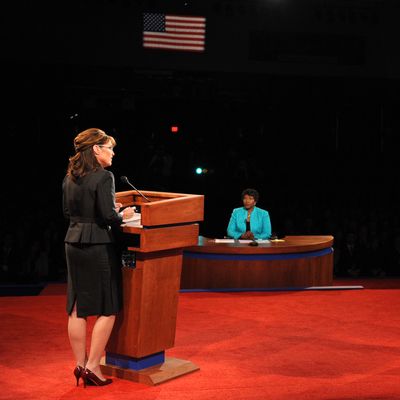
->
[171,126,179,133]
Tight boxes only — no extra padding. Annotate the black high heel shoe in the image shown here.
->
[73,365,84,386]
[82,368,113,387]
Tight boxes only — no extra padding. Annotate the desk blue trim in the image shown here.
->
[180,285,363,293]
[105,351,165,371]
[183,247,333,261]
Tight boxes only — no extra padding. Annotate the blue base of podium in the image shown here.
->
[105,351,165,371]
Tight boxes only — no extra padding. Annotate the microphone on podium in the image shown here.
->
[120,176,151,202]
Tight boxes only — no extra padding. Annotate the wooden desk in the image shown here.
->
[181,235,334,290]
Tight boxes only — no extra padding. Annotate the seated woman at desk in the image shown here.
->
[227,188,271,240]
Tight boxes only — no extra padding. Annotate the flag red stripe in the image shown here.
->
[143,43,204,51]
[144,37,204,45]
[165,27,205,33]
[144,32,205,39]
[166,15,206,22]
[165,21,206,28]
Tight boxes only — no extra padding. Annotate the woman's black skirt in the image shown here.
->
[65,243,122,317]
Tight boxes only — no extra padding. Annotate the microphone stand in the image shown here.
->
[121,176,151,202]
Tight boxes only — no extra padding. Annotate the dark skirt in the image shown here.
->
[65,243,122,317]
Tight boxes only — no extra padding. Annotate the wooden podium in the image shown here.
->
[100,189,204,385]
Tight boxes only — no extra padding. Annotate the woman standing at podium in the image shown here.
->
[63,128,134,387]
[227,188,271,240]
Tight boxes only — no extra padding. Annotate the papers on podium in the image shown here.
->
[214,238,270,244]
[239,239,270,244]
[122,213,142,227]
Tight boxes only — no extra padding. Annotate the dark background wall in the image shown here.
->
[1,0,400,283]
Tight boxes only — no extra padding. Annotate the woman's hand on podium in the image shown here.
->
[122,207,135,220]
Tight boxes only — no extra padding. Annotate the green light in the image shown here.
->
[195,167,203,175]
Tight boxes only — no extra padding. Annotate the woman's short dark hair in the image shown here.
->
[241,188,259,202]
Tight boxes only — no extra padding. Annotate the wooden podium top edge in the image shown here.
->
[116,189,204,200]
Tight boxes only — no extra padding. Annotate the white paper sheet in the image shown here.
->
[122,213,141,226]
[238,239,271,244]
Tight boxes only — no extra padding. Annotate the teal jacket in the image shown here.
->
[227,206,271,240]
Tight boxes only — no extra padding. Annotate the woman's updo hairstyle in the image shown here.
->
[67,128,116,181]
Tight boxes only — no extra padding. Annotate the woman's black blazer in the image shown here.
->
[63,169,123,244]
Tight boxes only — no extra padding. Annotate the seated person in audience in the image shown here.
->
[227,188,271,240]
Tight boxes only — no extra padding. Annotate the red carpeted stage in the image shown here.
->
[1,279,400,400]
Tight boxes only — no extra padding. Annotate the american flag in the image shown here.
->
[143,13,206,52]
